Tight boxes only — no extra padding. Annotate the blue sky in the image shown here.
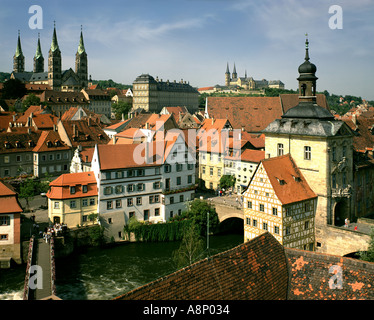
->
[0,0,373,100]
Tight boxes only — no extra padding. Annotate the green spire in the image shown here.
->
[35,33,43,59]
[15,30,23,57]
[77,26,85,55]
[50,21,59,52]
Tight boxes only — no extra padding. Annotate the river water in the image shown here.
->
[0,233,243,300]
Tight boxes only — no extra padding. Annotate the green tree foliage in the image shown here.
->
[0,72,11,82]
[2,79,27,99]
[219,175,236,190]
[359,228,374,262]
[172,223,204,268]
[87,225,105,246]
[19,178,38,211]
[22,93,44,111]
[181,199,220,236]
[112,101,132,120]
[92,79,131,90]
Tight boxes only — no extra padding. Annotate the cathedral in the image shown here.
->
[11,24,88,92]
[224,63,284,90]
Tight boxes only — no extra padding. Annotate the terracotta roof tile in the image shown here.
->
[260,154,317,204]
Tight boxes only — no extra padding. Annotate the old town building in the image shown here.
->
[132,74,199,113]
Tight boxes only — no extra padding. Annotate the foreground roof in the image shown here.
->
[0,181,22,214]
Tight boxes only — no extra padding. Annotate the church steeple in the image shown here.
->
[232,63,237,79]
[33,33,44,73]
[75,25,88,88]
[225,62,230,86]
[48,21,62,91]
[13,30,25,73]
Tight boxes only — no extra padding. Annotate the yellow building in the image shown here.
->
[198,118,232,190]
[47,171,98,228]
[243,154,317,250]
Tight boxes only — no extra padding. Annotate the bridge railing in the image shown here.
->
[23,235,36,300]
[50,237,56,296]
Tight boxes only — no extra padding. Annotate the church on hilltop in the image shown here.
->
[224,63,284,90]
[11,23,88,92]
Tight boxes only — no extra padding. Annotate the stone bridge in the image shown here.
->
[206,196,244,222]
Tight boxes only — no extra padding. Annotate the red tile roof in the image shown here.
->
[33,130,70,153]
[114,232,289,300]
[259,154,317,205]
[0,181,22,214]
[47,171,97,200]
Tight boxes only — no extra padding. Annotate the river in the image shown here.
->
[0,233,243,300]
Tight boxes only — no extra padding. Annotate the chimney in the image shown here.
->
[12,115,16,122]
[27,128,31,134]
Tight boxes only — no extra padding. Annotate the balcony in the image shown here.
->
[162,184,198,195]
[332,185,352,198]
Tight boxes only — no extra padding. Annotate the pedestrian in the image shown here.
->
[344,218,348,228]
[354,226,358,231]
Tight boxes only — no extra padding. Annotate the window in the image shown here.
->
[277,143,284,156]
[127,184,134,192]
[210,167,214,176]
[253,219,257,227]
[155,208,160,216]
[263,222,268,231]
[246,217,250,225]
[106,172,111,179]
[127,170,134,177]
[154,195,160,203]
[70,186,76,194]
[4,156,9,164]
[248,201,252,209]
[144,209,149,221]
[129,212,135,219]
[332,146,336,161]
[218,169,221,177]
[107,201,113,210]
[304,202,310,212]
[202,166,206,174]
[49,154,54,161]
[54,202,60,209]
[188,175,192,184]
[137,169,144,176]
[176,177,181,185]
[82,215,88,222]
[0,216,11,227]
[179,195,184,202]
[176,163,183,172]
[164,165,171,173]
[127,198,133,207]
[285,226,291,235]
[274,226,280,234]
[136,197,142,206]
[187,163,194,170]
[82,185,88,193]
[82,199,88,207]
[342,146,346,158]
[305,220,309,229]
[115,185,123,194]
[116,200,122,208]
[332,174,336,188]
[259,204,265,212]
[56,153,61,160]
[170,196,174,204]
[89,198,95,206]
[116,171,123,179]
[16,155,22,162]
[41,155,46,161]
[272,207,278,216]
[304,146,311,160]
[153,181,161,189]
[137,183,145,191]
[0,234,8,240]
[104,186,113,195]
[70,200,76,208]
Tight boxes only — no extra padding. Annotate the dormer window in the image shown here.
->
[28,140,34,147]
[276,178,286,185]
[15,141,21,148]
[70,186,76,194]
[46,140,52,147]
[293,176,302,182]
[82,185,88,193]
[55,140,61,147]
[4,141,10,149]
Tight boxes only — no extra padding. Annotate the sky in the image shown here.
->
[0,0,373,100]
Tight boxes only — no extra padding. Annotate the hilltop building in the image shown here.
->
[11,24,88,92]
[225,63,284,90]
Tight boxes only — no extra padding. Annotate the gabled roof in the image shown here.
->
[33,130,70,153]
[0,130,41,154]
[255,154,317,205]
[0,181,22,214]
[47,171,97,200]
[344,118,374,152]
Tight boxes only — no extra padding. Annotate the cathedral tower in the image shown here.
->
[75,26,88,89]
[13,31,25,73]
[225,63,230,87]
[33,33,44,73]
[48,23,62,90]
[232,63,237,79]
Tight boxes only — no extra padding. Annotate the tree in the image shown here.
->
[181,199,219,236]
[359,228,374,262]
[2,79,27,99]
[172,223,204,268]
[112,101,132,120]
[19,178,38,211]
[219,174,236,190]
[22,93,41,111]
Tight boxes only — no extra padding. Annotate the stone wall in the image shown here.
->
[316,224,370,256]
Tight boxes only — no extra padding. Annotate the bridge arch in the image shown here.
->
[219,212,244,222]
